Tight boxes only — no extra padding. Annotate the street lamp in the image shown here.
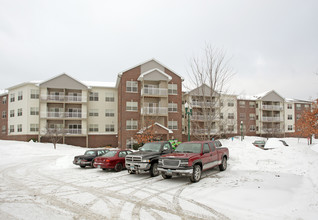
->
[185,102,192,141]
[240,121,243,141]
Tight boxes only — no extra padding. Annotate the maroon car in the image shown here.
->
[93,149,133,172]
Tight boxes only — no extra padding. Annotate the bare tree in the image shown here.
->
[44,125,66,149]
[185,44,235,140]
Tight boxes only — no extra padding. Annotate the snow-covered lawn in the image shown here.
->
[0,137,317,219]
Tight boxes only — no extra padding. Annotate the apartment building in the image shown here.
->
[0,92,8,139]
[116,59,183,148]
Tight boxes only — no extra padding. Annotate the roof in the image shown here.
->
[6,81,41,90]
[138,122,173,134]
[82,81,116,88]
[137,68,172,81]
[0,89,8,96]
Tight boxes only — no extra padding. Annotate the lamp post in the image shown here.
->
[240,121,243,141]
[185,102,192,141]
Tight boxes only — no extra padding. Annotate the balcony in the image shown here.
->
[43,128,86,135]
[262,105,283,111]
[141,88,168,96]
[262,116,283,122]
[40,112,86,119]
[41,95,87,102]
[191,115,220,121]
[192,128,218,134]
[191,101,219,108]
[141,107,168,115]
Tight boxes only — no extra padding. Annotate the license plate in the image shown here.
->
[167,169,172,175]
[98,165,101,169]
[130,166,135,170]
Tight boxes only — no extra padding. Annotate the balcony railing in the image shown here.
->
[191,115,220,121]
[261,128,283,133]
[41,95,87,102]
[43,128,86,135]
[262,116,283,122]
[262,105,283,111]
[141,107,168,115]
[40,112,86,119]
[141,88,168,96]
[192,128,218,134]
[191,101,219,108]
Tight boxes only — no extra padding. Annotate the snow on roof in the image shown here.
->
[0,89,8,95]
[80,81,116,88]
[137,68,172,81]
[138,122,173,134]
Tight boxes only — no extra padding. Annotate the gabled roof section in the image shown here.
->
[40,73,89,90]
[82,81,116,88]
[137,68,172,82]
[6,81,40,90]
[138,122,173,134]
[254,90,284,102]
[189,84,220,97]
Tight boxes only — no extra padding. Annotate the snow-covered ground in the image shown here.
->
[0,137,317,220]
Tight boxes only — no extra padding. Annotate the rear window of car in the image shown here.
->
[84,150,96,156]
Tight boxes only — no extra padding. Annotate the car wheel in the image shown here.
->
[128,169,136,174]
[219,157,227,171]
[189,164,201,183]
[161,173,172,179]
[91,160,96,168]
[114,163,123,172]
[80,165,86,168]
[150,162,159,177]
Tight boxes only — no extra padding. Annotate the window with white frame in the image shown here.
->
[239,101,245,107]
[296,113,301,120]
[10,110,14,117]
[17,124,22,132]
[305,104,309,108]
[18,91,23,101]
[17,108,22,116]
[89,124,99,132]
[89,92,99,101]
[126,119,138,130]
[2,111,6,118]
[288,114,292,120]
[239,113,246,120]
[287,104,292,109]
[68,124,82,134]
[10,125,14,133]
[168,103,177,112]
[2,125,6,133]
[2,96,7,104]
[105,92,115,102]
[249,113,255,120]
[89,109,99,117]
[296,104,301,110]
[105,109,115,117]
[168,84,177,95]
[228,113,234,119]
[30,107,39,115]
[227,125,234,132]
[249,125,256,132]
[30,124,39,132]
[10,93,15,102]
[30,89,39,99]
[220,113,223,119]
[288,125,293,131]
[126,81,138,93]
[105,124,115,132]
[168,120,178,130]
[126,101,138,111]
[249,102,255,108]
[228,100,234,107]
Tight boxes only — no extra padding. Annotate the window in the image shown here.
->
[249,113,255,120]
[168,84,177,95]
[228,113,234,119]
[2,111,6,118]
[249,102,255,108]
[305,104,309,109]
[296,114,301,120]
[227,125,234,132]
[126,101,138,111]
[18,91,23,101]
[219,125,224,131]
[10,110,14,117]
[2,96,7,104]
[30,107,39,115]
[17,108,22,116]
[287,104,292,109]
[89,92,99,101]
[30,124,39,132]
[126,81,138,93]
[105,109,115,117]
[203,143,210,153]
[239,101,245,107]
[249,125,256,132]
[288,125,293,131]
[296,104,301,110]
[89,124,99,132]
[10,93,15,102]
[168,103,177,112]
[239,113,246,120]
[68,124,82,134]
[10,125,14,133]
[105,124,115,132]
[228,101,234,107]
[168,121,178,130]
[105,92,115,102]
[126,119,138,130]
[89,109,99,117]
[17,124,22,132]
[30,89,39,99]
[220,113,223,119]
[288,114,292,120]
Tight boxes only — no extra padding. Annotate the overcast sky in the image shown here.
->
[1,0,317,100]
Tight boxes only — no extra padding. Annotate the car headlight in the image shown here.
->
[141,159,150,163]
[180,159,189,167]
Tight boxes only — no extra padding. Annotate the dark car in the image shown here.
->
[73,149,109,168]
[93,150,133,172]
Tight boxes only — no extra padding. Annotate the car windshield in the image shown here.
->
[139,143,162,152]
[84,150,96,156]
[103,151,117,157]
[174,143,202,153]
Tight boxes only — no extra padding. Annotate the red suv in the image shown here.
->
[93,150,133,172]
